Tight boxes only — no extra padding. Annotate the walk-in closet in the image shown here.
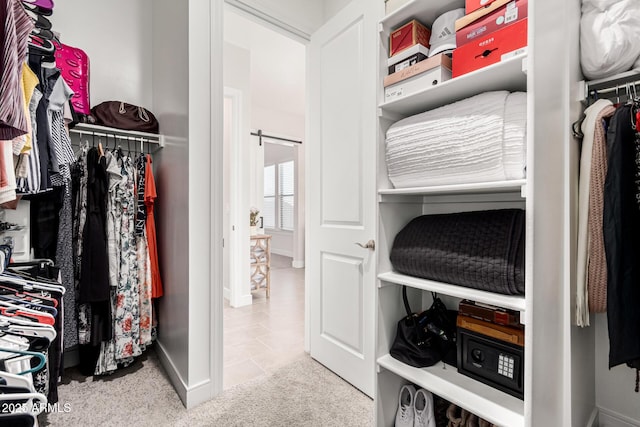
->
[3,0,640,425]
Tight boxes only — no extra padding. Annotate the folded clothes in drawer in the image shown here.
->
[390,209,525,295]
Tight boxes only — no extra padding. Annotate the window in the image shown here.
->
[279,161,295,230]
[263,160,295,231]
[263,165,275,229]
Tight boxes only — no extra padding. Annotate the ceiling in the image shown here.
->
[223,7,306,117]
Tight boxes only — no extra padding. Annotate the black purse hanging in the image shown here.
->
[389,286,456,368]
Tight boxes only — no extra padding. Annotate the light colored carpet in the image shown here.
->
[42,347,373,426]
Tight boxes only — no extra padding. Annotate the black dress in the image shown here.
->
[603,105,640,369]
[77,147,111,374]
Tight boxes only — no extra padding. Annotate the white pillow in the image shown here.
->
[581,0,640,80]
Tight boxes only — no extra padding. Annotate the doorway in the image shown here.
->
[222,4,307,390]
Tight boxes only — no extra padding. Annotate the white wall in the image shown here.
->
[51,0,153,110]
[323,0,352,21]
[150,0,191,403]
[153,0,220,408]
[224,42,253,307]
[595,314,640,424]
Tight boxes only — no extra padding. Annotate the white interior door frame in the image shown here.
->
[222,0,312,355]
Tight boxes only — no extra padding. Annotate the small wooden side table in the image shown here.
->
[250,234,271,298]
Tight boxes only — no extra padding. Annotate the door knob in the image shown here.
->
[355,240,375,251]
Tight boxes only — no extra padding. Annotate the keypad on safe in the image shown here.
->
[498,354,515,379]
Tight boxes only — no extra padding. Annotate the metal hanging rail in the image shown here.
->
[582,70,640,103]
[68,123,165,152]
[250,129,302,146]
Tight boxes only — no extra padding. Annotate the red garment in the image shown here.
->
[144,154,163,298]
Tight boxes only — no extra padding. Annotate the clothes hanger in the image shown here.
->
[0,304,54,326]
[0,272,66,294]
[0,370,35,391]
[0,296,57,318]
[0,320,56,342]
[0,347,46,375]
[0,300,55,321]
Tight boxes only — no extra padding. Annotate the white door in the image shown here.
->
[307,0,378,397]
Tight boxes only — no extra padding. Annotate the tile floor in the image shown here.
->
[223,254,305,389]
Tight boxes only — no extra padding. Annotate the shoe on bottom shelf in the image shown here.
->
[414,388,436,427]
[395,384,417,427]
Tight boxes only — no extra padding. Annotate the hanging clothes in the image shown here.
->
[576,99,616,326]
[0,0,34,140]
[77,147,111,375]
[603,105,640,368]
[113,155,140,362]
[144,154,163,298]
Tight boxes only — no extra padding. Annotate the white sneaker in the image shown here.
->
[395,384,417,427]
[414,388,436,427]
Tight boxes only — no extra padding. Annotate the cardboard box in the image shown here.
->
[455,0,512,32]
[384,53,452,87]
[389,19,431,57]
[388,52,428,74]
[384,65,452,102]
[466,0,498,14]
[387,43,430,67]
[457,0,528,47]
[457,314,525,347]
[452,18,527,78]
[385,0,411,15]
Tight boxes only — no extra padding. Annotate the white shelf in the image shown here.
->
[381,0,465,32]
[379,54,528,117]
[378,354,525,427]
[378,180,526,197]
[378,272,526,312]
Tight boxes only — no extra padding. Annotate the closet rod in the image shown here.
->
[584,71,640,101]
[250,129,302,146]
[68,123,164,147]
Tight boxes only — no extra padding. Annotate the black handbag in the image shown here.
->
[389,287,457,368]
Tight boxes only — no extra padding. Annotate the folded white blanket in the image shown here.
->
[385,91,527,188]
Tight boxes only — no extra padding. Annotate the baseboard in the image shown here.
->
[272,248,293,258]
[155,340,216,409]
[598,407,640,427]
[223,287,230,301]
[155,340,188,407]
[292,259,305,268]
[184,378,214,409]
[586,408,598,427]
[231,293,252,307]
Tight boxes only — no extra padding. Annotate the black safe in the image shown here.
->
[457,327,524,400]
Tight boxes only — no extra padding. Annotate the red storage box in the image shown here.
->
[466,0,498,14]
[457,0,528,48]
[452,18,527,78]
[389,19,431,57]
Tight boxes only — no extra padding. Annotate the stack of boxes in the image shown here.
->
[456,299,525,399]
[384,10,463,102]
[453,0,529,77]
[382,0,528,101]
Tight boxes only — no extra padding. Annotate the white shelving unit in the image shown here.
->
[375,1,532,426]
[378,53,528,117]
[378,272,526,313]
[378,355,525,427]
